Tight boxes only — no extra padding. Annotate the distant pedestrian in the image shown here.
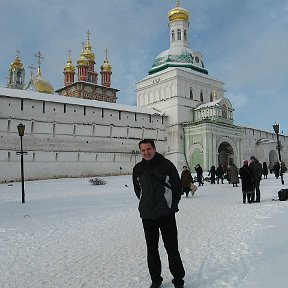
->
[216,164,224,184]
[262,162,268,179]
[274,161,280,179]
[239,160,254,204]
[195,164,204,186]
[249,156,263,202]
[268,162,274,174]
[208,165,216,184]
[181,166,193,197]
[229,163,239,187]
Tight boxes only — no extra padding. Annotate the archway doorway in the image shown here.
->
[218,142,234,171]
[269,150,278,169]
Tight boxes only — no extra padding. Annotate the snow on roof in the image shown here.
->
[0,87,163,116]
[139,66,220,82]
[195,98,222,110]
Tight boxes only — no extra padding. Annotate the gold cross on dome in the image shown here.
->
[176,0,180,7]
[35,51,44,68]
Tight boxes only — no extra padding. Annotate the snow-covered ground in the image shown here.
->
[0,173,287,288]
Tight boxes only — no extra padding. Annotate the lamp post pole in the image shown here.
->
[273,123,284,185]
[17,123,26,203]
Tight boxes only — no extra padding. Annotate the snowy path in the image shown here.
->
[0,175,287,288]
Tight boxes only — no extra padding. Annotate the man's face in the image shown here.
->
[139,143,156,161]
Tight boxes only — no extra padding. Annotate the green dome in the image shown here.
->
[149,47,208,75]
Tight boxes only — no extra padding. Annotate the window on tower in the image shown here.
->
[222,104,228,119]
[177,29,181,40]
[184,30,187,41]
[200,90,203,102]
[171,30,175,42]
[190,88,193,99]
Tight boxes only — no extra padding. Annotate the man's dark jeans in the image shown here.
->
[142,213,185,285]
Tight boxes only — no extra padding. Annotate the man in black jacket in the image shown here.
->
[132,139,185,288]
[249,156,263,202]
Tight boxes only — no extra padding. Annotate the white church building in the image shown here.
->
[0,1,287,182]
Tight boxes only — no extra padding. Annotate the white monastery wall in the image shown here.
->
[0,91,167,182]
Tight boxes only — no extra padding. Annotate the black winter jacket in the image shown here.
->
[132,152,182,220]
[239,166,254,192]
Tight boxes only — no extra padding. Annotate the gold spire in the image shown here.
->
[33,51,54,94]
[101,48,112,72]
[77,42,89,66]
[168,0,189,21]
[10,50,24,70]
[83,30,95,61]
[64,49,75,72]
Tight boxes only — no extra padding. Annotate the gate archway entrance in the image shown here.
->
[218,142,234,169]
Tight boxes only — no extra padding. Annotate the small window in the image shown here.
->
[177,29,181,40]
[200,90,203,102]
[210,93,213,102]
[190,88,193,99]
[222,104,228,119]
[184,30,187,41]
[171,30,175,42]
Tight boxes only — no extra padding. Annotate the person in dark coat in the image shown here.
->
[208,165,216,184]
[249,156,263,202]
[274,161,280,179]
[216,164,224,184]
[239,160,254,203]
[262,162,268,179]
[195,164,204,186]
[132,139,185,288]
[181,166,193,197]
[229,164,239,187]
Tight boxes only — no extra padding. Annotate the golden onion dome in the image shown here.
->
[64,55,75,72]
[83,46,95,62]
[33,67,54,94]
[168,1,189,22]
[77,52,89,66]
[101,58,112,72]
[83,31,95,61]
[10,54,24,70]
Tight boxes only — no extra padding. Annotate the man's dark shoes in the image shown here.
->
[150,282,162,288]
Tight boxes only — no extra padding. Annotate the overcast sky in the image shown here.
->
[1,0,288,134]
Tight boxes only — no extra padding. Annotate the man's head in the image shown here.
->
[139,139,156,161]
[250,156,256,162]
[183,165,188,170]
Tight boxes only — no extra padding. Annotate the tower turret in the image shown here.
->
[77,43,89,81]
[100,49,112,87]
[63,50,75,86]
[7,50,25,89]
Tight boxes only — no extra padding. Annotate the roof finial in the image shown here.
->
[16,49,21,58]
[176,0,180,7]
[35,51,44,69]
[105,48,109,59]
[28,63,36,78]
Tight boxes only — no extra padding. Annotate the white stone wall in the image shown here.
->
[0,92,167,182]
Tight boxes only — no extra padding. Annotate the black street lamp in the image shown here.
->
[17,123,26,203]
[272,123,284,185]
